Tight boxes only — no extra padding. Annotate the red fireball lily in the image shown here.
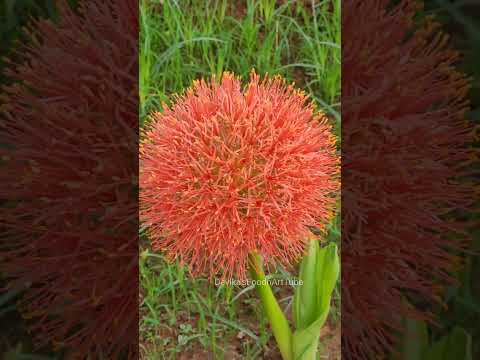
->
[140,71,340,280]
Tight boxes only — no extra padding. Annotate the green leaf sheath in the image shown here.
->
[249,253,294,360]
[294,240,320,329]
[292,240,340,360]
[316,242,340,321]
[293,317,324,360]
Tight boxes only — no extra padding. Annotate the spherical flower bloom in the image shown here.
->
[342,0,474,358]
[140,71,339,280]
[0,1,138,358]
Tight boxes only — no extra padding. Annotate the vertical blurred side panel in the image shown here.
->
[0,1,139,358]
[342,0,476,359]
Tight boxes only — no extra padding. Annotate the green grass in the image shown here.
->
[139,0,341,359]
[139,0,340,122]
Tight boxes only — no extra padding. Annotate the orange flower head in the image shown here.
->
[140,72,339,280]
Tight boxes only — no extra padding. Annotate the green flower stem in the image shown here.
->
[248,253,293,360]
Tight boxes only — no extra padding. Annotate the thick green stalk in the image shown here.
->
[248,253,293,360]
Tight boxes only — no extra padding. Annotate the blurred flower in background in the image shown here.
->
[0,1,138,358]
[342,0,474,358]
[140,71,340,281]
